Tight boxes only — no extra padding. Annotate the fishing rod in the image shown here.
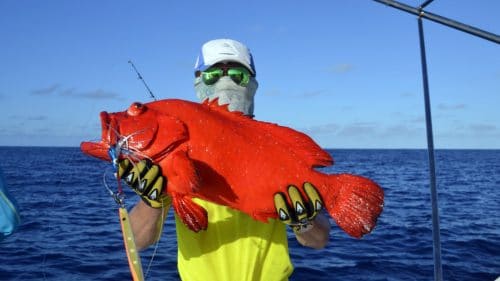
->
[128,60,157,101]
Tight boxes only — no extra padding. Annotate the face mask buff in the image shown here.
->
[194,76,258,117]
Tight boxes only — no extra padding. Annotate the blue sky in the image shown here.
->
[0,0,498,148]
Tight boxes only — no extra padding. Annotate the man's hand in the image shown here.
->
[273,182,324,233]
[118,159,170,209]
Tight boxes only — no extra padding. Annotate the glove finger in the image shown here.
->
[140,164,162,196]
[147,189,172,209]
[304,182,323,220]
[274,192,293,225]
[117,158,132,179]
[125,160,150,190]
[288,185,308,223]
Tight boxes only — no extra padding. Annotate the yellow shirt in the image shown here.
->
[175,198,293,281]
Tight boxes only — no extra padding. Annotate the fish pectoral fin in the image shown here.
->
[164,150,200,193]
[155,114,189,154]
[172,194,208,232]
[164,150,206,233]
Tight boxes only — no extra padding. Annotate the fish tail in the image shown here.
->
[322,174,384,238]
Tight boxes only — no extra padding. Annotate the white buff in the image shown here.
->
[194,76,258,117]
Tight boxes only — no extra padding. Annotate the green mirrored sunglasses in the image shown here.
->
[201,66,251,87]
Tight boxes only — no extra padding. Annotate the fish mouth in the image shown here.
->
[80,111,115,161]
[80,140,110,161]
[81,109,159,161]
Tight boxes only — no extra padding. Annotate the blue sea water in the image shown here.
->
[0,147,498,280]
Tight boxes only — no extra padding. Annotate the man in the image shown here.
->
[122,39,331,281]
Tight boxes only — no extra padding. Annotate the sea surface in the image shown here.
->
[0,147,498,281]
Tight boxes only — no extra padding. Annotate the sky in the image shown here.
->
[0,0,498,149]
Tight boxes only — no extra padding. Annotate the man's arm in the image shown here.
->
[294,213,331,249]
[129,200,169,250]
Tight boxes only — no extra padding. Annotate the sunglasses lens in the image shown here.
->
[202,68,223,85]
[228,67,250,86]
[202,66,250,86]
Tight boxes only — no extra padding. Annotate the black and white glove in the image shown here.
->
[118,159,170,208]
[274,182,323,233]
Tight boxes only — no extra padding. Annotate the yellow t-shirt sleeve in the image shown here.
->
[176,198,293,281]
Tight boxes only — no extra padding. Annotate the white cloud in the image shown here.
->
[302,123,341,135]
[31,84,121,100]
[31,84,60,95]
[437,103,466,110]
[328,63,354,74]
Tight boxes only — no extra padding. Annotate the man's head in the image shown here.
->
[194,39,258,117]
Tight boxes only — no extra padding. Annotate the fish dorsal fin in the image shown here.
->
[203,98,249,118]
[254,120,333,168]
[203,98,331,167]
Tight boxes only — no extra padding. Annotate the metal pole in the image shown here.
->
[374,0,500,44]
[418,16,443,281]
[419,0,435,9]
[372,1,499,280]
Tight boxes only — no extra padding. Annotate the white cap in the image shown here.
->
[194,39,256,75]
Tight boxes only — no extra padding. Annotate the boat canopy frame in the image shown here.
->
[372,1,499,281]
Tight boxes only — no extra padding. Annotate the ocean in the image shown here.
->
[0,147,498,280]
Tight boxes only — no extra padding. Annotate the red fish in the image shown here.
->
[81,99,384,238]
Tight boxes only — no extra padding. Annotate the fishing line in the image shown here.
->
[107,135,168,280]
[40,144,98,280]
[144,201,167,279]
[42,153,103,278]
[39,105,100,280]
[42,61,162,279]
[100,73,167,279]
[125,154,166,281]
[40,188,60,281]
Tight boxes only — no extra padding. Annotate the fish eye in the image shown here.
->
[127,102,144,116]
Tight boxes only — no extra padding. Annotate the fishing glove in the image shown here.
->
[273,182,324,233]
[118,159,170,209]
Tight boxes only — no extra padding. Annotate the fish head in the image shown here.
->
[81,101,188,162]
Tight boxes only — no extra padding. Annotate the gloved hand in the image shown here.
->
[273,182,324,233]
[118,159,170,209]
